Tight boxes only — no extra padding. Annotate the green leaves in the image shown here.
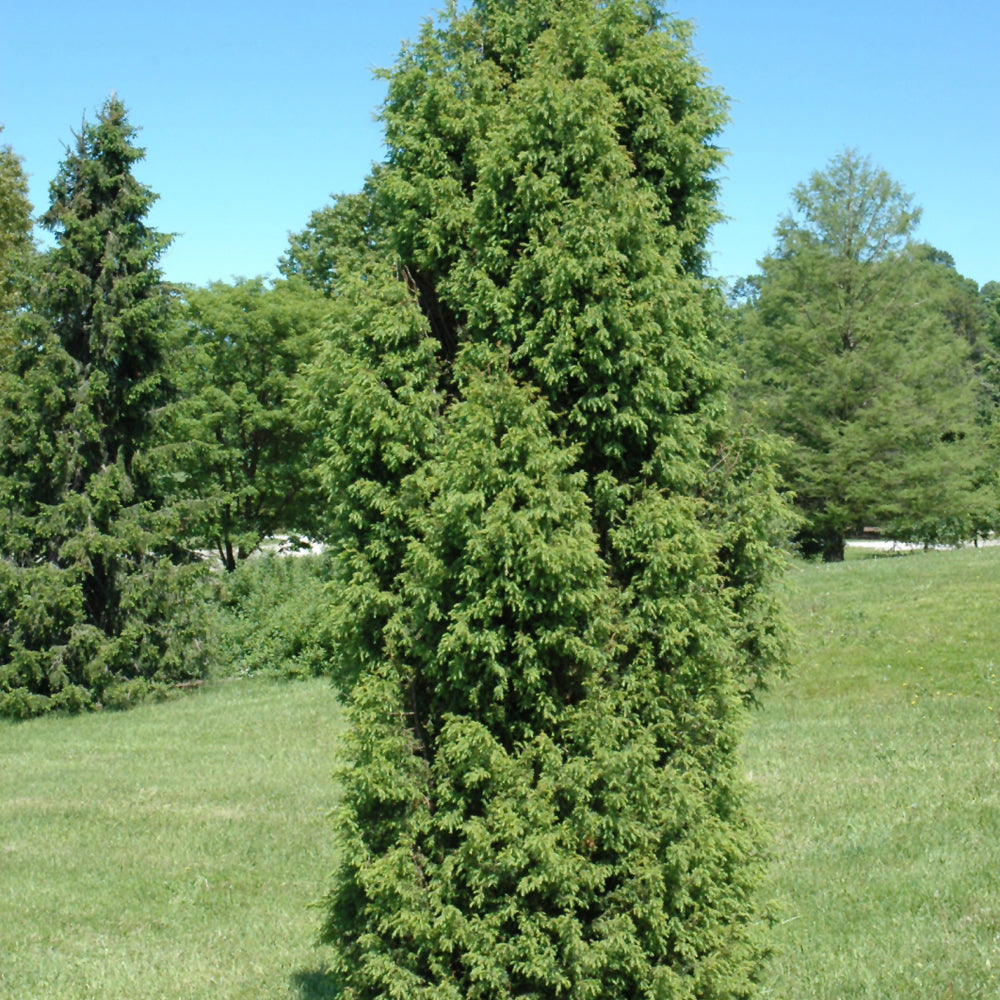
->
[0,130,34,324]
[782,149,920,264]
[734,151,987,558]
[153,276,329,569]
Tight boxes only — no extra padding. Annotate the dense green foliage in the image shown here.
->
[306,2,788,997]
[155,277,329,570]
[0,98,209,717]
[0,128,34,325]
[982,281,1000,346]
[732,151,987,560]
[976,280,1000,515]
[282,188,379,297]
[212,551,334,679]
[0,106,344,718]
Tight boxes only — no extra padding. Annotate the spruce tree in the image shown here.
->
[309,2,787,996]
[0,98,207,716]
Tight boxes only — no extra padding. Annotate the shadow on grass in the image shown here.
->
[291,968,343,999]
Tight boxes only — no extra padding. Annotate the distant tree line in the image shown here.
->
[1,118,996,707]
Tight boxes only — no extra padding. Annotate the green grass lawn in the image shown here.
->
[745,544,1000,998]
[0,678,344,1000]
[3,548,999,998]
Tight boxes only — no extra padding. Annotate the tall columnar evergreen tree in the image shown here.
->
[307,2,788,996]
[732,150,985,560]
[0,98,208,717]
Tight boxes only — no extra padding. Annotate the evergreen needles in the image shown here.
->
[305,2,789,996]
[0,98,209,715]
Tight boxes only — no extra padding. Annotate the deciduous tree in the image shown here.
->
[733,150,984,559]
[155,276,328,570]
[281,188,380,297]
[0,129,33,326]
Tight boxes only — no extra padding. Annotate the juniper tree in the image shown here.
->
[0,98,208,716]
[308,2,787,996]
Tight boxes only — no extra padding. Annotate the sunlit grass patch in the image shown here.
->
[0,678,343,1000]
[746,546,1000,999]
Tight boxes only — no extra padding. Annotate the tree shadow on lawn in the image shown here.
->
[291,968,343,999]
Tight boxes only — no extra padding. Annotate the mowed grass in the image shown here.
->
[745,544,1000,998]
[4,549,1000,999]
[0,677,344,1000]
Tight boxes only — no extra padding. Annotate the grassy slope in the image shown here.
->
[745,545,1000,999]
[0,678,343,1000]
[3,549,999,998]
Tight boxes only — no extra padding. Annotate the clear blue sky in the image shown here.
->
[3,1,997,288]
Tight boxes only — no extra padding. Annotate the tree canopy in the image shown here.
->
[732,150,985,560]
[154,276,329,570]
[0,129,34,326]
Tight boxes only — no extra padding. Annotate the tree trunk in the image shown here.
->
[822,531,846,562]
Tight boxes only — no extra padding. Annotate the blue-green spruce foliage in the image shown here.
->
[0,98,208,716]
